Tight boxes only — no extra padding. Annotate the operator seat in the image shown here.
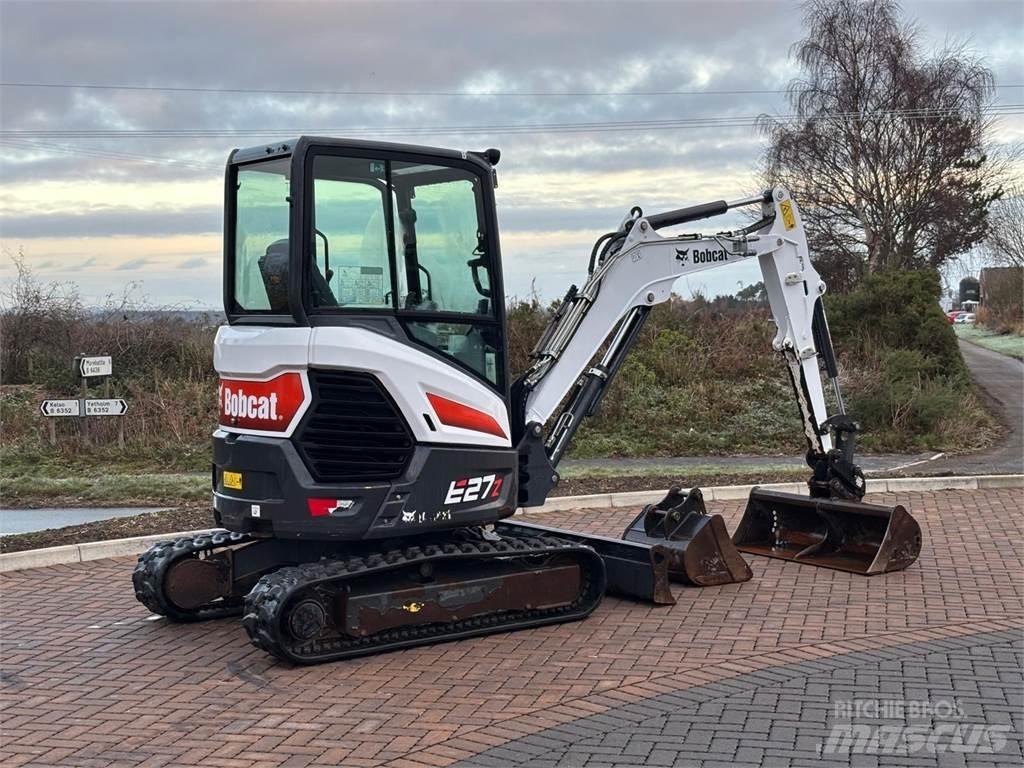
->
[258,239,338,310]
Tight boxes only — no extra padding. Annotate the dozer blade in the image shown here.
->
[497,520,676,605]
[621,486,753,587]
[732,488,922,575]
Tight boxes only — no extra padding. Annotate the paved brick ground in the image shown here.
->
[453,630,1023,767]
[1,489,1021,768]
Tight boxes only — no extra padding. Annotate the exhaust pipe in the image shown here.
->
[732,488,922,575]
[622,487,753,586]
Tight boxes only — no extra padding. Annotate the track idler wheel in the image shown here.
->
[132,532,253,622]
[286,596,329,641]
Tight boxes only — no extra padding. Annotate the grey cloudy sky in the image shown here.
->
[1,0,1021,306]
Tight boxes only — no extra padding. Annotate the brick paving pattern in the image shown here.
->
[1,488,1022,767]
[452,630,1023,767]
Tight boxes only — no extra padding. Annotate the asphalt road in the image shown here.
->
[561,452,939,474]
[924,339,1023,475]
[0,507,170,536]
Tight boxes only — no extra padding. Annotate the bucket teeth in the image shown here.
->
[732,488,922,575]
[622,486,753,587]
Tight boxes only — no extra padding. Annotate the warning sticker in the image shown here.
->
[780,200,796,231]
[223,471,242,490]
[336,265,385,305]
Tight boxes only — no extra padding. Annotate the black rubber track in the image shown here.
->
[243,530,606,664]
[132,531,254,622]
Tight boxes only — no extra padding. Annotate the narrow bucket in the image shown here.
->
[622,487,753,587]
[732,488,922,575]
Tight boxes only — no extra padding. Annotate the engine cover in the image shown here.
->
[212,431,518,541]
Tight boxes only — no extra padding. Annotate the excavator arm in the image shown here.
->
[514,187,865,505]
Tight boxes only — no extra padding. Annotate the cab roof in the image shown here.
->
[229,136,482,166]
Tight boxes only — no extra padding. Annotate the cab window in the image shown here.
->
[391,161,499,385]
[233,157,290,312]
[310,156,392,309]
[391,163,491,315]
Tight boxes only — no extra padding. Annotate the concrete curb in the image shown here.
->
[0,529,221,573]
[1,474,1020,573]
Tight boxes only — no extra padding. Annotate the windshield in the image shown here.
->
[309,156,493,316]
[232,157,290,313]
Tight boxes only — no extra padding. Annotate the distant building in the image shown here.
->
[958,277,980,306]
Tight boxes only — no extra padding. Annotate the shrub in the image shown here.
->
[0,260,996,468]
[977,267,1023,334]
[827,269,968,382]
[827,270,994,448]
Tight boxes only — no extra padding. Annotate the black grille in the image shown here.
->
[295,369,414,483]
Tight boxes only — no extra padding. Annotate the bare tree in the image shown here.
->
[0,249,84,384]
[983,188,1024,267]
[759,0,1004,290]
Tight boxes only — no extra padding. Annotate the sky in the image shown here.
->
[1,0,1022,309]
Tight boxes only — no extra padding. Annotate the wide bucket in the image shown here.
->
[622,487,753,587]
[732,488,922,575]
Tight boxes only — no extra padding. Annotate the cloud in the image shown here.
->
[0,0,1019,304]
[179,256,207,269]
[116,257,153,271]
[0,207,220,238]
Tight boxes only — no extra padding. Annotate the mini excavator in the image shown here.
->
[134,137,922,663]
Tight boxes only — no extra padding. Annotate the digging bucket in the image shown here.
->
[732,488,922,575]
[622,486,753,587]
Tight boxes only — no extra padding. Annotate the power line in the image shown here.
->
[0,82,836,97]
[0,138,220,170]
[3,80,1022,98]
[2,104,1021,140]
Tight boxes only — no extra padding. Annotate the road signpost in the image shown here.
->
[40,356,128,446]
[40,399,82,445]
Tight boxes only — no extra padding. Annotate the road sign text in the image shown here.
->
[84,399,129,416]
[79,356,113,378]
[40,399,81,417]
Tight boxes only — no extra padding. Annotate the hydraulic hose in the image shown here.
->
[588,231,618,275]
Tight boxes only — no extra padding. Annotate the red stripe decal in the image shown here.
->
[426,393,507,439]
